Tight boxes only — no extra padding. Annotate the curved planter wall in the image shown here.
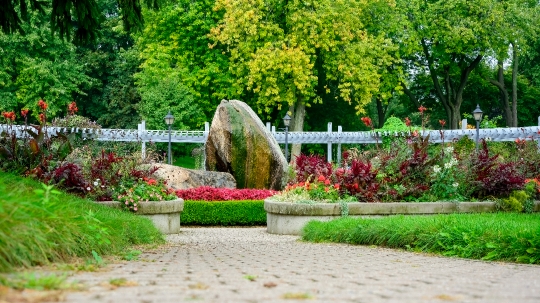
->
[264,199,540,235]
[97,199,184,234]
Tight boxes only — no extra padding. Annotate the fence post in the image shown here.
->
[139,121,146,160]
[266,122,271,132]
[537,117,540,150]
[327,122,332,163]
[337,125,342,164]
[462,119,467,130]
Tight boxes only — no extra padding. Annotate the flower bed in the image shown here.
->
[265,199,540,235]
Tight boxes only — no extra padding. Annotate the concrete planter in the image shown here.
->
[264,199,540,235]
[97,199,184,234]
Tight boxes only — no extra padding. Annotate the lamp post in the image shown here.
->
[164,111,175,164]
[283,113,291,163]
[473,104,483,152]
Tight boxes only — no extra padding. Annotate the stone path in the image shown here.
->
[65,227,540,303]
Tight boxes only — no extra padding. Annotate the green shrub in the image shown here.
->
[498,190,533,212]
[302,213,540,264]
[182,200,266,226]
[0,172,164,272]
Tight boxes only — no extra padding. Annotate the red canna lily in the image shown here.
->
[404,117,411,127]
[38,99,48,110]
[361,117,373,128]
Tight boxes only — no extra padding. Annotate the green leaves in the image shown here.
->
[212,0,393,116]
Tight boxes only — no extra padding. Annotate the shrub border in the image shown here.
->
[182,200,266,226]
[264,199,540,235]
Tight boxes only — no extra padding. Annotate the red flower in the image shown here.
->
[38,99,48,110]
[39,113,45,123]
[146,179,157,186]
[412,130,419,137]
[418,105,427,113]
[324,179,331,186]
[404,117,411,127]
[68,101,78,115]
[2,111,15,121]
[334,184,340,190]
[361,117,373,128]
[317,175,326,182]
[21,109,29,117]
[439,119,446,127]
[324,187,329,192]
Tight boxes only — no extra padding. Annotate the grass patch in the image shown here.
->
[182,200,266,225]
[173,156,196,169]
[0,172,164,273]
[0,273,70,291]
[302,213,540,264]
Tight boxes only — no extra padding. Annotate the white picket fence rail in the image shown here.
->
[2,118,540,163]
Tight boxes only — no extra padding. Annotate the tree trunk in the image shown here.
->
[488,60,512,127]
[420,39,482,129]
[511,43,518,127]
[401,82,420,108]
[290,100,305,164]
[375,95,386,128]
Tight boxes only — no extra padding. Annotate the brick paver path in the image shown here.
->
[65,227,540,303]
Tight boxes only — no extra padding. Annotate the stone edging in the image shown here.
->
[264,199,540,235]
[96,199,184,215]
[96,199,184,234]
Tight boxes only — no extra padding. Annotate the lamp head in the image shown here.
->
[283,113,291,127]
[164,111,175,126]
[473,104,483,122]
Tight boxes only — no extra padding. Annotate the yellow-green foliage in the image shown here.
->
[499,190,529,212]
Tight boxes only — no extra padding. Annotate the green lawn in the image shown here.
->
[0,172,164,272]
[173,156,197,169]
[302,213,540,264]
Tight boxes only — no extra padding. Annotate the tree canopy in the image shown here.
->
[0,0,159,44]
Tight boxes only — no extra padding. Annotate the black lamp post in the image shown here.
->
[283,113,291,162]
[473,104,483,152]
[164,111,175,164]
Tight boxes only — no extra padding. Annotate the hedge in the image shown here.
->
[181,200,266,225]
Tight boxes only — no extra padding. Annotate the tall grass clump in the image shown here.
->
[0,172,164,272]
[302,213,540,264]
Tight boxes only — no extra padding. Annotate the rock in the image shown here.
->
[151,163,236,190]
[205,99,288,190]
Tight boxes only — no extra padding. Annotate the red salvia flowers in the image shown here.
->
[418,105,427,113]
[439,119,446,127]
[39,113,45,123]
[21,109,29,117]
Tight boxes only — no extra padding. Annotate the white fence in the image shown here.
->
[2,118,540,163]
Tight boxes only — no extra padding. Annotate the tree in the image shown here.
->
[211,0,395,159]
[397,0,506,129]
[135,0,235,126]
[0,0,159,44]
[75,0,142,128]
[0,9,93,118]
[487,0,539,127]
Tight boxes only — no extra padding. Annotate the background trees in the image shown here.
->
[0,0,539,149]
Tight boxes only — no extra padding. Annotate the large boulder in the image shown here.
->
[205,100,288,190]
[151,163,236,190]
